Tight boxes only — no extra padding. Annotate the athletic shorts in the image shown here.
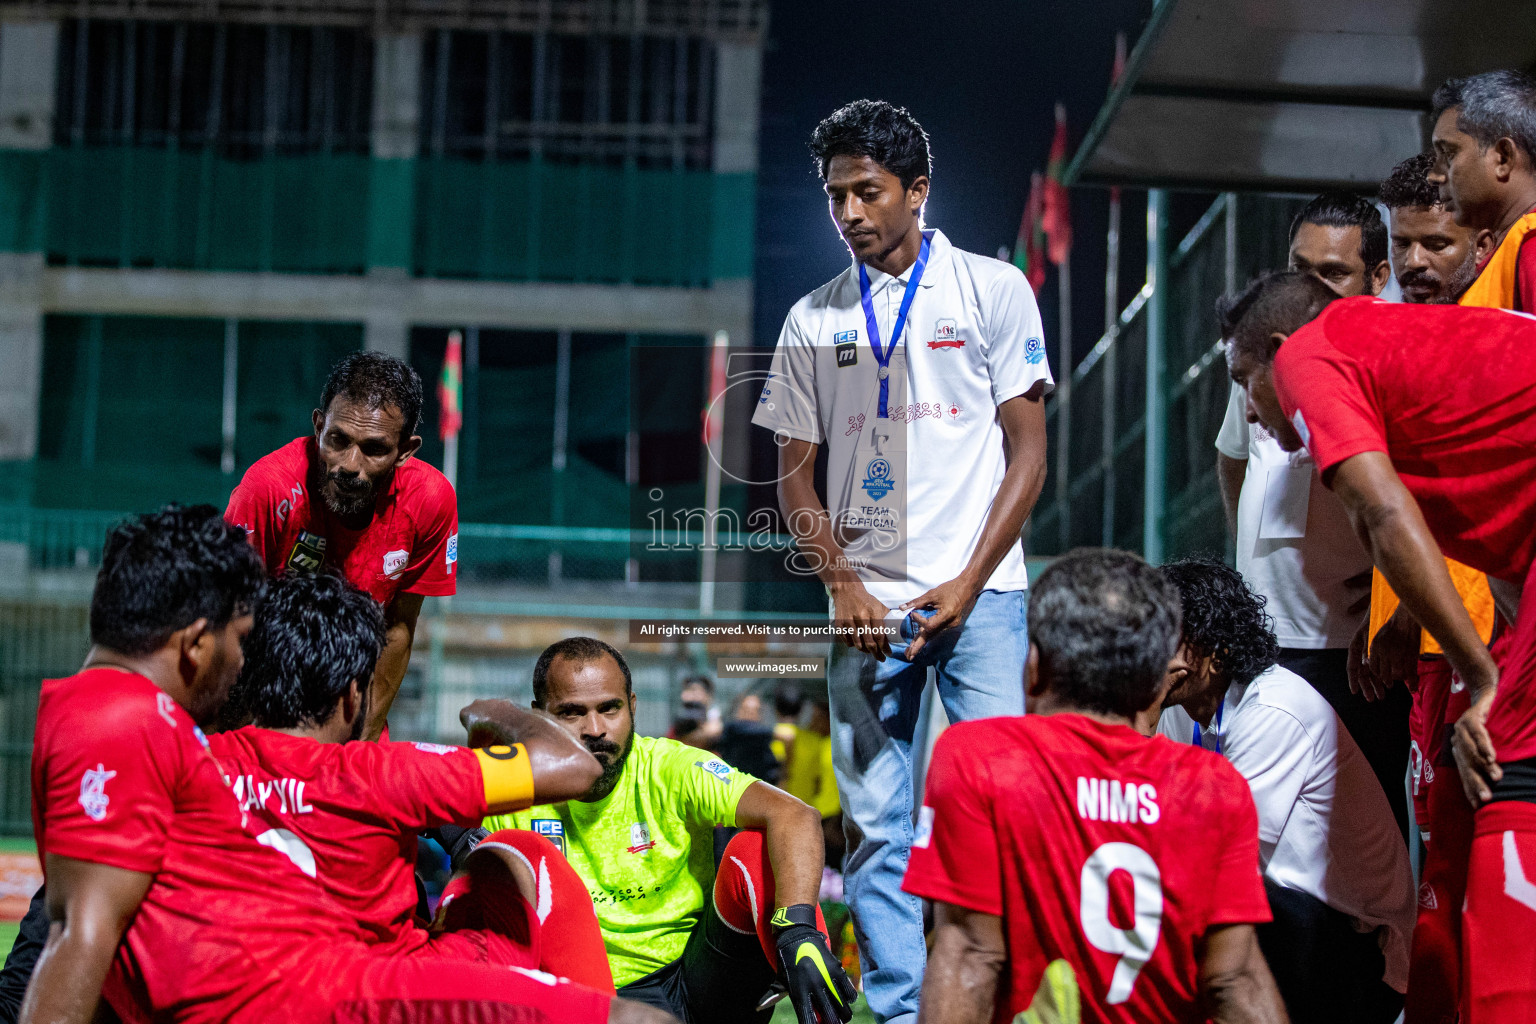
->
[1464,801,1536,1024]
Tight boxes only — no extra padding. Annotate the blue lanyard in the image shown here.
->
[857,232,932,419]
[1192,699,1226,755]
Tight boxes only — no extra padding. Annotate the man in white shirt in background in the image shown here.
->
[1157,556,1414,1024]
[752,99,1051,1024]
[1213,193,1408,839]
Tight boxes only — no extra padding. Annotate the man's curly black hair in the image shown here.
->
[1379,153,1442,210]
[809,99,932,190]
[1159,556,1279,688]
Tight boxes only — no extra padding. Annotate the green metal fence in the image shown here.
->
[1029,192,1309,562]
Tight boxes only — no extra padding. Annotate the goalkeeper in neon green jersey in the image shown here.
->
[482,637,856,1024]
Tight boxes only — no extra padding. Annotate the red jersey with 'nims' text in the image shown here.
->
[225,437,458,604]
[904,714,1269,1024]
[208,727,498,953]
[31,669,372,1024]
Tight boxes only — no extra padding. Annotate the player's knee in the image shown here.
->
[607,997,680,1024]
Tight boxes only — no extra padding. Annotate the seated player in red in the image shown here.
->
[1224,272,1536,1023]
[906,549,1289,1024]
[226,351,455,740]
[21,504,671,1024]
[209,570,613,992]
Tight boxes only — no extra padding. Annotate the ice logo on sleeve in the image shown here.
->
[1024,337,1046,365]
[694,759,734,784]
[913,805,934,849]
[531,818,566,855]
[412,742,454,755]
[78,764,118,822]
[446,533,458,572]
[382,549,409,578]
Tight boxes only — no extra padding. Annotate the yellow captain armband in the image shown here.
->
[474,744,535,811]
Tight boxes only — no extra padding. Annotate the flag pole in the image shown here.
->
[699,329,729,617]
[1045,101,1073,552]
[1102,31,1127,548]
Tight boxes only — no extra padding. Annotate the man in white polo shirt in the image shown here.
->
[1156,557,1414,1024]
[1213,193,1405,839]
[752,99,1051,1024]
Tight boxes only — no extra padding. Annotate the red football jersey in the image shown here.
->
[208,727,494,952]
[1272,297,1536,585]
[225,437,458,604]
[1272,297,1536,761]
[31,668,372,1024]
[904,714,1269,1024]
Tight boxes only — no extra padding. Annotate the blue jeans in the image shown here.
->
[826,588,1028,1024]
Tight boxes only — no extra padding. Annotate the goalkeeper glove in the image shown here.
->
[773,904,857,1024]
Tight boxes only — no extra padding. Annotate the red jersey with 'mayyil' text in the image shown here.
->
[31,668,373,1024]
[208,727,498,953]
[225,437,458,604]
[904,714,1269,1024]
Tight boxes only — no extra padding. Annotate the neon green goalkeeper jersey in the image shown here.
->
[484,734,757,986]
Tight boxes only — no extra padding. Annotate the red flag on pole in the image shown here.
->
[438,330,463,441]
[1044,103,1073,265]
[1013,170,1048,292]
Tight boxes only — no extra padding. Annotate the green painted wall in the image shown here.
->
[0,146,755,286]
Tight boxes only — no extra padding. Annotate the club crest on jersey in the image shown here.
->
[834,329,859,367]
[383,549,409,578]
[929,319,964,349]
[1024,336,1046,365]
[286,531,327,574]
[531,818,566,854]
[627,822,656,855]
[78,763,117,822]
[693,759,733,784]
[861,458,895,501]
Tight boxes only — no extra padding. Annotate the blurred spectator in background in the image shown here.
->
[717,689,782,784]
[670,674,723,749]
[1214,193,1404,838]
[1157,557,1413,1024]
[771,683,806,764]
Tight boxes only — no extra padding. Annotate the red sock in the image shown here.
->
[477,829,616,996]
[1405,770,1474,1024]
[713,828,829,967]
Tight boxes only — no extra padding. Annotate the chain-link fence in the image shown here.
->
[1029,192,1309,563]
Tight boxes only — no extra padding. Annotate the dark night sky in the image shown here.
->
[751,0,1158,367]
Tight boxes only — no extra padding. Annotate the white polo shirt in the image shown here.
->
[1216,384,1371,648]
[1158,664,1416,992]
[752,229,1053,605]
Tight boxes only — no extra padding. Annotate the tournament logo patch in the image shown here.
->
[914,805,935,849]
[382,549,409,579]
[693,759,734,784]
[627,822,656,855]
[1024,337,1046,365]
[531,818,566,855]
[412,742,454,756]
[929,319,964,349]
[78,764,117,822]
[446,533,458,572]
[834,329,859,368]
[861,458,895,501]
[286,530,327,574]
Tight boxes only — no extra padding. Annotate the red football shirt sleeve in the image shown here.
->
[348,741,488,829]
[902,728,1003,915]
[1205,760,1272,927]
[225,462,286,573]
[1272,333,1387,479]
[36,689,180,876]
[398,474,458,597]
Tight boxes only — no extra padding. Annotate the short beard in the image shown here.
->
[1443,254,1482,304]
[581,731,634,802]
[321,473,377,518]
